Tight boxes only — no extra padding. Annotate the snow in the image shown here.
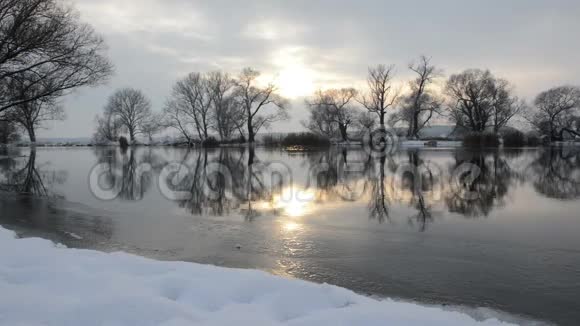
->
[0,226,517,326]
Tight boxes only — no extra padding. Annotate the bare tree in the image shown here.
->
[401,56,442,139]
[163,98,193,145]
[307,88,358,141]
[141,113,164,143]
[105,88,151,143]
[529,86,580,141]
[0,99,64,142]
[234,67,288,143]
[445,69,520,133]
[356,111,377,137]
[489,79,526,133]
[303,102,338,139]
[0,75,65,142]
[0,0,113,114]
[93,108,121,144]
[446,69,493,132]
[169,72,213,141]
[206,71,244,141]
[359,64,399,126]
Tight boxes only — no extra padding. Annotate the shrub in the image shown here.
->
[526,134,541,147]
[421,136,450,141]
[118,136,129,149]
[202,136,219,148]
[262,134,282,147]
[281,132,330,148]
[502,130,526,147]
[463,132,500,147]
[220,135,246,145]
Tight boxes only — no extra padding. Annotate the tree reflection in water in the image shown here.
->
[0,147,66,197]
[444,149,523,218]
[367,155,390,223]
[240,147,271,221]
[158,147,274,220]
[399,150,436,231]
[93,147,158,201]
[85,145,580,232]
[302,147,530,229]
[178,147,257,218]
[529,147,580,199]
[0,147,112,246]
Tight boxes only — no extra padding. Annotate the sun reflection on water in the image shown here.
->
[282,221,302,232]
[271,187,315,217]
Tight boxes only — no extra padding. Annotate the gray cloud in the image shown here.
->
[41,0,580,138]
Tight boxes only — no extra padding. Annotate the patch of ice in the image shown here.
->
[0,226,519,325]
[64,231,83,240]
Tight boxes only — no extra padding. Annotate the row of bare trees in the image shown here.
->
[304,56,580,142]
[94,68,289,144]
[94,57,580,145]
[305,56,520,141]
[0,0,113,143]
[447,77,580,141]
[304,56,444,141]
[447,71,580,141]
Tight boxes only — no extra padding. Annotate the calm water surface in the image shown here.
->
[1,146,580,325]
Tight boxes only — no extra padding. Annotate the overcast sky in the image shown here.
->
[40,0,580,138]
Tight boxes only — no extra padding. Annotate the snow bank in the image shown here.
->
[0,227,516,326]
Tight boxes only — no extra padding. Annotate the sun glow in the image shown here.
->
[276,65,315,98]
[272,187,315,217]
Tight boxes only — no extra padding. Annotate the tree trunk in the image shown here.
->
[407,113,419,139]
[203,123,209,140]
[339,124,348,142]
[550,117,556,142]
[412,111,420,139]
[248,146,255,166]
[341,148,348,163]
[247,119,255,143]
[27,126,36,143]
[129,127,135,143]
[380,112,385,126]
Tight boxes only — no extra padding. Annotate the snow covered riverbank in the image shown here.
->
[0,226,518,326]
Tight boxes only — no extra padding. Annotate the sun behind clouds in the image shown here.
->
[275,65,315,98]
